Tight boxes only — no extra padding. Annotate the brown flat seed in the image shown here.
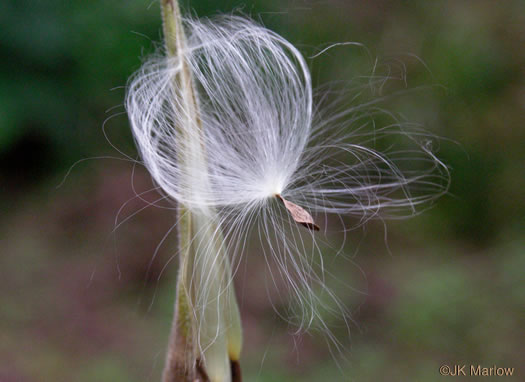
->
[276,194,320,231]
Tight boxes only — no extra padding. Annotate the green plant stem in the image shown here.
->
[160,1,205,381]
[163,205,202,381]
[159,1,242,381]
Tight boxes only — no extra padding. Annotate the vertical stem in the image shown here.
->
[159,1,242,381]
[162,206,201,381]
[160,1,206,381]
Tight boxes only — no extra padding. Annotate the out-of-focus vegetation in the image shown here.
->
[1,0,524,381]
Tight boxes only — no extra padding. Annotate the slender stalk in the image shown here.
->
[160,0,203,380]
[162,205,202,382]
[160,1,242,381]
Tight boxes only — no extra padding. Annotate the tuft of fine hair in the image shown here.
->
[126,14,449,358]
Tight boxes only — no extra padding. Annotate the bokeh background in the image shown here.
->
[1,0,524,381]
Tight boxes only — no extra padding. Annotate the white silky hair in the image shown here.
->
[126,14,449,360]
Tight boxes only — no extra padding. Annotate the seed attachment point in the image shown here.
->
[276,194,320,231]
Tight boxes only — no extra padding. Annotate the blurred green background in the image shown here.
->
[1,0,524,381]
